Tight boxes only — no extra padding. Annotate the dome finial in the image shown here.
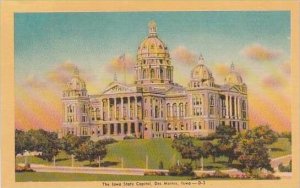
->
[114,72,118,81]
[148,20,157,37]
[74,66,79,77]
[198,54,205,64]
[231,62,235,71]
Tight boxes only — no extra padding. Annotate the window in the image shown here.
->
[151,69,155,79]
[179,103,184,117]
[96,108,100,120]
[210,96,214,106]
[243,122,247,129]
[172,103,177,117]
[167,103,170,117]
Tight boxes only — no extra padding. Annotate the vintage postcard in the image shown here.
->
[1,0,299,188]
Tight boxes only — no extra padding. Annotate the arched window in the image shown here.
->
[96,108,100,120]
[185,103,188,116]
[167,103,171,117]
[160,68,163,79]
[151,69,155,79]
[179,103,183,117]
[143,69,147,79]
[210,96,214,106]
[172,103,177,117]
[155,106,159,118]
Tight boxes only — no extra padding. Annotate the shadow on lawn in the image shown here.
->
[55,158,69,162]
[84,161,119,167]
[270,148,284,152]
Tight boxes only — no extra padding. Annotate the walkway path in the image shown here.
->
[18,155,292,177]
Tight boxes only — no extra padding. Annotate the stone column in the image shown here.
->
[128,97,131,119]
[229,96,232,118]
[107,124,111,135]
[135,122,139,137]
[121,97,124,119]
[177,103,180,117]
[237,97,240,119]
[107,98,110,120]
[135,97,138,119]
[160,100,162,118]
[152,98,155,118]
[225,94,229,118]
[114,98,117,120]
[233,96,236,119]
[189,95,193,117]
[100,100,103,120]
[128,123,131,135]
[121,123,124,135]
[114,123,118,135]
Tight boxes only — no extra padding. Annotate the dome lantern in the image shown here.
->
[148,20,157,37]
[198,54,205,65]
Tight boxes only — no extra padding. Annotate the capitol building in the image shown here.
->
[59,21,248,140]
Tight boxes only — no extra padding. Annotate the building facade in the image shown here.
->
[59,21,248,140]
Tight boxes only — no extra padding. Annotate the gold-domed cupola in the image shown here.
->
[63,67,88,97]
[189,55,215,88]
[135,21,173,87]
[225,63,243,86]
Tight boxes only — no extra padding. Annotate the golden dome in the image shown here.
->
[191,55,214,81]
[67,67,86,90]
[137,21,169,59]
[225,63,243,85]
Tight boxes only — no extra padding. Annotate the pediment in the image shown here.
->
[165,86,186,95]
[229,85,242,92]
[102,82,135,94]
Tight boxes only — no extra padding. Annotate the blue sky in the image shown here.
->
[15,11,290,81]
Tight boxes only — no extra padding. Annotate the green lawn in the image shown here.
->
[16,138,291,170]
[15,172,192,182]
[267,138,291,158]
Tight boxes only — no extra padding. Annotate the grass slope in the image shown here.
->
[16,138,291,170]
[15,172,192,182]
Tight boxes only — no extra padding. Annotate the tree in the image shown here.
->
[60,134,89,156]
[172,135,203,168]
[214,124,236,140]
[202,141,219,163]
[281,131,291,143]
[25,129,61,161]
[237,137,273,174]
[75,140,107,165]
[172,134,194,152]
[15,129,30,156]
[250,125,278,145]
[213,125,239,164]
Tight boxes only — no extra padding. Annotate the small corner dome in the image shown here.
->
[225,63,243,85]
[66,67,86,90]
[137,20,169,57]
[191,55,214,81]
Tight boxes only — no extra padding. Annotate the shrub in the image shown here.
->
[15,164,34,173]
[212,169,230,178]
[98,138,117,145]
[198,133,215,141]
[123,135,136,140]
[144,171,166,176]
[278,161,292,172]
[169,163,194,176]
